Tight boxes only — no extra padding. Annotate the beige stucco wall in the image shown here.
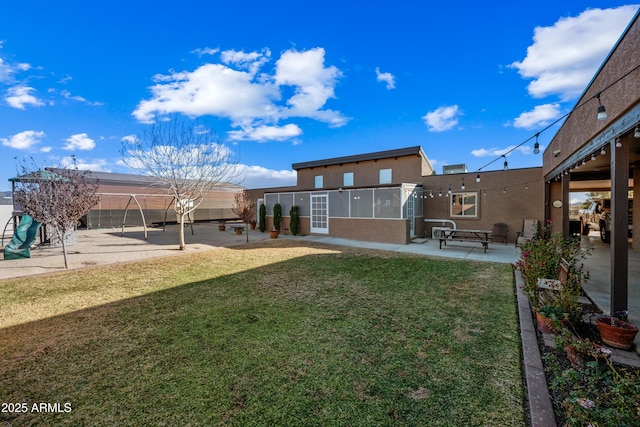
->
[421,167,544,242]
[296,154,426,189]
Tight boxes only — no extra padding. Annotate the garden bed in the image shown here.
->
[534,291,640,425]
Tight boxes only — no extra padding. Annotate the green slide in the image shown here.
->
[3,214,41,260]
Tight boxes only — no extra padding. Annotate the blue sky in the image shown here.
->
[1,1,638,192]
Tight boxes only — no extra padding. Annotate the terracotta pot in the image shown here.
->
[249,223,256,230]
[218,225,226,231]
[535,311,568,334]
[565,345,587,369]
[597,316,639,350]
[234,227,243,235]
[269,230,279,239]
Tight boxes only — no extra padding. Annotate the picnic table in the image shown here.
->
[436,228,493,253]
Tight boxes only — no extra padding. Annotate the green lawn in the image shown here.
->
[0,240,525,426]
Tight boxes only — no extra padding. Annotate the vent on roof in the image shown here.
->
[442,164,467,174]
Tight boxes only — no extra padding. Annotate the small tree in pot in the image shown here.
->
[271,203,282,238]
[231,192,255,242]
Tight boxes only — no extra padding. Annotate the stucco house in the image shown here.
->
[246,146,543,245]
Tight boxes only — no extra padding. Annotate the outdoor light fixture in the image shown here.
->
[601,146,606,155]
[502,155,508,170]
[525,183,528,190]
[475,174,480,183]
[461,179,465,190]
[591,153,596,161]
[503,187,506,194]
[635,125,640,138]
[438,188,442,197]
[615,137,622,148]
[533,133,540,154]
[448,186,451,194]
[564,170,568,175]
[596,92,607,121]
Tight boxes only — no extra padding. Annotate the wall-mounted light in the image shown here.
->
[525,183,528,190]
[461,179,465,190]
[600,146,606,156]
[596,92,607,121]
[533,133,540,154]
[591,153,596,161]
[438,188,442,197]
[615,137,622,148]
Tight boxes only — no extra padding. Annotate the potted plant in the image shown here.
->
[596,314,639,350]
[217,220,226,231]
[270,203,281,238]
[234,226,243,235]
[249,219,257,230]
[554,329,611,369]
[536,305,569,334]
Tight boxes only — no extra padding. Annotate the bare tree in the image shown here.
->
[232,191,256,242]
[13,160,100,268]
[121,116,238,250]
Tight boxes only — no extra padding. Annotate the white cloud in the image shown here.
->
[63,133,96,151]
[0,56,31,83]
[422,105,461,132]
[60,156,110,172]
[511,6,638,100]
[191,47,219,57]
[221,48,271,74]
[233,164,297,188]
[133,46,348,140]
[1,130,45,149]
[512,103,562,129]
[375,67,396,90]
[60,89,103,106]
[5,85,44,109]
[228,124,302,142]
[121,134,139,144]
[471,145,531,157]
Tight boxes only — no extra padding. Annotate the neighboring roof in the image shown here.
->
[292,146,427,170]
[9,169,66,182]
[44,168,245,191]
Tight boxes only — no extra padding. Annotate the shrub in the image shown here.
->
[273,203,282,231]
[289,206,299,235]
[258,204,266,232]
[513,220,590,318]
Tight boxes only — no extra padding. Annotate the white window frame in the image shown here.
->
[379,169,392,184]
[450,191,478,218]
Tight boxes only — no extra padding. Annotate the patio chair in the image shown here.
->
[492,222,508,244]
[515,219,538,247]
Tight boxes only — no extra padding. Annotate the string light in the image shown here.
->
[461,179,465,190]
[533,133,540,154]
[591,153,596,161]
[615,137,622,148]
[502,155,508,171]
[475,174,480,183]
[596,92,607,121]
[635,124,640,138]
[601,146,606,155]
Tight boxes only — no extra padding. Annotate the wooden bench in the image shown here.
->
[437,228,493,253]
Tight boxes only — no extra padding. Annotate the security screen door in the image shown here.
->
[310,194,328,234]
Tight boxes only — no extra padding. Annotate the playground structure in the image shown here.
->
[3,214,41,260]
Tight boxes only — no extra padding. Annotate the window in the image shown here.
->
[379,169,392,184]
[450,192,478,217]
[343,172,354,187]
[314,175,323,189]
